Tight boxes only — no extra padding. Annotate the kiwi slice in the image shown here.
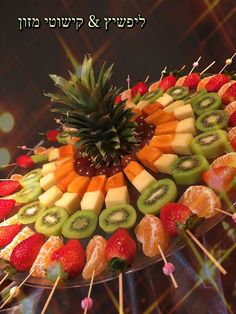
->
[20,169,42,187]
[171,155,209,185]
[192,93,222,115]
[17,201,46,224]
[184,88,207,104]
[140,89,163,103]
[196,110,229,132]
[191,130,233,159]
[137,179,177,215]
[31,155,48,164]
[62,210,98,239]
[56,131,73,144]
[35,206,68,236]
[166,86,189,100]
[15,182,42,204]
[99,204,137,233]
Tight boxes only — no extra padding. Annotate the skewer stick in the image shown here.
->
[144,76,149,83]
[200,61,216,75]
[83,269,95,314]
[0,179,18,181]
[18,272,33,289]
[119,273,124,314]
[189,56,201,74]
[126,75,131,90]
[41,276,60,314]
[218,53,236,74]
[159,66,167,81]
[215,208,236,222]
[186,229,227,275]
[17,146,34,152]
[158,245,178,289]
[0,294,13,309]
[0,273,9,285]
[0,163,17,169]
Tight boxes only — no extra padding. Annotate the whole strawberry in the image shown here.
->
[160,203,192,236]
[105,228,137,272]
[46,129,60,142]
[0,199,16,221]
[0,180,21,197]
[205,74,229,92]
[131,82,147,97]
[16,155,34,168]
[183,73,200,89]
[10,233,44,271]
[0,224,22,248]
[158,74,177,92]
[50,239,84,279]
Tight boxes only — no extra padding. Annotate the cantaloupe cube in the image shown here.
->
[105,186,130,207]
[143,102,162,116]
[171,133,193,155]
[154,154,178,174]
[59,144,74,157]
[39,186,63,208]
[154,121,178,135]
[57,171,77,193]
[136,145,162,171]
[55,192,81,214]
[123,161,144,181]
[54,162,74,182]
[105,172,126,192]
[67,176,90,197]
[150,134,175,153]
[87,175,107,193]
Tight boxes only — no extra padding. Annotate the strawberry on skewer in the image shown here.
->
[0,224,22,248]
[0,200,16,222]
[0,180,21,197]
[1,153,48,169]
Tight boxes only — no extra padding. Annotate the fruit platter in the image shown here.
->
[0,54,236,297]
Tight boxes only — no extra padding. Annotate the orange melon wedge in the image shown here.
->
[123,161,144,181]
[145,109,176,125]
[143,102,162,116]
[68,176,91,197]
[59,144,75,156]
[87,175,107,193]
[136,145,162,171]
[54,161,74,182]
[155,120,178,135]
[57,171,77,193]
[105,172,126,191]
[150,134,175,153]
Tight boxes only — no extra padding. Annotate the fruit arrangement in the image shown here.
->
[0,55,236,310]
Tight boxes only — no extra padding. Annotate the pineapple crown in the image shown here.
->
[45,55,138,166]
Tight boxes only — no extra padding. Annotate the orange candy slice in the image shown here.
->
[82,235,107,280]
[179,185,221,218]
[135,215,168,257]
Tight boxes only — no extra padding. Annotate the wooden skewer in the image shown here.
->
[159,66,167,81]
[186,229,227,275]
[18,272,33,289]
[200,61,216,75]
[189,56,201,74]
[144,76,149,83]
[0,273,9,285]
[0,293,13,309]
[158,245,178,289]
[41,276,60,314]
[119,273,124,314]
[0,163,17,169]
[83,270,95,314]
[17,145,34,152]
[218,52,236,74]
[0,179,18,181]
[215,207,234,217]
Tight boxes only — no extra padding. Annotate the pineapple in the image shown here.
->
[46,55,138,166]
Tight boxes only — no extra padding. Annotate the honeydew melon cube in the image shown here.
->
[48,148,60,162]
[176,117,196,135]
[81,191,104,214]
[40,173,57,191]
[39,186,63,208]
[42,162,57,176]
[164,100,185,113]
[105,186,130,208]
[171,133,193,155]
[156,94,173,107]
[174,104,194,120]
[154,154,178,174]
[136,100,150,110]
[131,170,156,193]
[55,192,81,214]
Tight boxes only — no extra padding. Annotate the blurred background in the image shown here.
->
[0,1,235,313]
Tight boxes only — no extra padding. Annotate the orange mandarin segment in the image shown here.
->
[57,171,77,193]
[150,134,175,153]
[148,81,160,92]
[155,120,178,135]
[54,161,74,182]
[143,102,162,116]
[136,145,162,171]
[67,176,91,197]
[105,172,126,192]
[59,144,75,156]
[135,215,168,257]
[123,161,144,181]
[82,235,107,280]
[87,175,107,192]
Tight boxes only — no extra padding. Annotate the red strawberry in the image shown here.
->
[16,155,34,168]
[0,180,21,197]
[10,233,44,271]
[205,74,230,92]
[202,166,236,192]
[131,82,147,97]
[158,74,177,92]
[46,130,60,142]
[105,228,137,272]
[222,82,236,105]
[229,111,236,127]
[160,203,192,236]
[0,224,22,248]
[115,95,122,104]
[230,137,236,151]
[0,199,16,221]
[50,239,84,279]
[183,73,200,89]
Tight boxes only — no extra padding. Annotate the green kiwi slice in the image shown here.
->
[192,93,222,115]
[140,89,163,103]
[137,179,177,215]
[171,155,209,185]
[31,154,48,164]
[15,182,42,204]
[62,210,98,239]
[56,131,73,144]
[184,88,207,104]
[191,130,233,159]
[99,204,137,233]
[20,169,42,187]
[35,206,68,236]
[17,201,46,224]
[196,110,229,132]
[166,86,189,100]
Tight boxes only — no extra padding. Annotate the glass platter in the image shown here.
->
[1,142,234,289]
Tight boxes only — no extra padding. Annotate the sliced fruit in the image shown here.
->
[210,152,236,169]
[19,169,42,187]
[99,204,137,233]
[155,118,196,135]
[225,101,236,116]
[155,93,173,107]
[48,148,60,162]
[39,185,63,208]
[0,180,21,197]
[191,130,232,159]
[184,88,207,105]
[196,110,229,132]
[229,111,236,127]
[154,120,178,135]
[145,109,176,126]
[166,86,189,100]
[143,102,162,116]
[140,89,163,103]
[154,154,178,174]
[54,161,74,182]
[57,131,74,144]
[171,133,193,155]
[55,192,81,214]
[135,214,168,257]
[62,210,98,239]
[0,224,22,248]
[171,155,209,185]
[15,182,42,204]
[192,93,222,115]
[219,81,236,105]
[136,145,163,171]
[179,185,221,218]
[40,172,57,191]
[137,178,177,215]
[105,186,130,208]
[0,214,18,227]
[202,166,236,192]
[105,172,126,191]
[86,175,107,193]
[67,176,90,197]
[59,144,74,156]
[35,207,69,236]
[41,162,57,176]
[17,201,46,224]
[56,171,77,193]
[158,74,177,92]
[164,100,185,113]
[150,134,175,153]
[174,104,194,120]
[0,199,15,221]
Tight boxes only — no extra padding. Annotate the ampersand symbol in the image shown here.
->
[88,15,100,28]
